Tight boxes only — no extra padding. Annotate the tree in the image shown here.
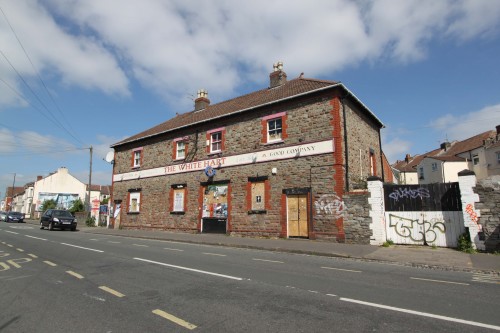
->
[40,199,57,211]
[69,198,85,213]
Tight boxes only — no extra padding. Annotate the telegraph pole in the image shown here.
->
[87,146,93,217]
[10,173,16,212]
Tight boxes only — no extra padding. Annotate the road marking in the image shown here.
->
[61,243,104,253]
[326,294,338,297]
[16,248,24,252]
[44,261,57,266]
[308,290,319,294]
[152,309,197,330]
[472,273,500,284]
[25,235,47,241]
[66,271,84,279]
[340,298,500,331]
[133,244,148,247]
[252,258,284,264]
[321,267,362,273]
[134,257,243,281]
[5,231,18,235]
[203,252,227,257]
[28,254,37,258]
[5,275,32,281]
[109,241,121,244]
[410,277,469,286]
[99,286,126,298]
[6,244,13,247]
[164,248,183,251]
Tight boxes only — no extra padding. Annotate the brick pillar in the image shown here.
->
[367,176,386,245]
[458,170,484,250]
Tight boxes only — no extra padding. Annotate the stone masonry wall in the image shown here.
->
[343,192,372,244]
[475,180,500,251]
[112,88,382,242]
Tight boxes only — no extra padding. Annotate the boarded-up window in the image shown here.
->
[251,182,265,211]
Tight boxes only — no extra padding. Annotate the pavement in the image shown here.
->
[22,219,500,275]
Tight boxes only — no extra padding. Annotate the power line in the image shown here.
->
[0,6,85,147]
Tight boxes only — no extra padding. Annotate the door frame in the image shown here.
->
[283,188,311,238]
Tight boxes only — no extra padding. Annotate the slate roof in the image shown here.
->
[112,77,383,148]
[392,130,496,171]
[443,130,495,156]
[392,149,440,173]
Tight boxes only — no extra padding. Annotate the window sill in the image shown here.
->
[127,211,140,215]
[170,211,186,215]
[262,140,284,146]
[131,166,141,170]
[248,210,267,215]
[207,151,223,156]
[174,158,186,162]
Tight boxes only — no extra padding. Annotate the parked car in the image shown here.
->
[0,211,6,221]
[6,211,24,223]
[40,209,77,231]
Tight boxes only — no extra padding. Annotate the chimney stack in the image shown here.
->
[37,176,43,181]
[405,154,411,163]
[194,89,210,111]
[440,142,451,151]
[496,125,500,135]
[269,61,287,88]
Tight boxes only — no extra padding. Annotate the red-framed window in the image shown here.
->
[173,137,188,160]
[246,177,270,213]
[127,189,142,213]
[261,112,287,144]
[206,127,226,154]
[170,184,188,214]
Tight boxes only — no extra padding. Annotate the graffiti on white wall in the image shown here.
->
[465,203,481,230]
[388,213,446,243]
[314,194,345,218]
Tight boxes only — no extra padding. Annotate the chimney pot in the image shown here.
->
[405,154,411,163]
[194,89,210,111]
[496,125,500,135]
[269,61,287,88]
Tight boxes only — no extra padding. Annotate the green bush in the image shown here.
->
[85,216,96,227]
[457,231,476,254]
[382,239,394,247]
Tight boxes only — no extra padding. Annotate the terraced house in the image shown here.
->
[110,63,385,242]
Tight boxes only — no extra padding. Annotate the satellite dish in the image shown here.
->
[105,151,115,163]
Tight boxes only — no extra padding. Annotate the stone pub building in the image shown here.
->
[110,63,385,242]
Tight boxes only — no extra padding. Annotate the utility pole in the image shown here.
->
[87,146,93,218]
[10,173,16,212]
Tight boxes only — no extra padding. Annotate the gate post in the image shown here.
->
[368,176,386,245]
[458,170,484,250]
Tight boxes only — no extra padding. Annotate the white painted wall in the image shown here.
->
[399,171,419,185]
[33,167,87,214]
[418,158,468,184]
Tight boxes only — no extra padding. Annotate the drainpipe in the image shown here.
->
[341,95,349,192]
[378,128,385,182]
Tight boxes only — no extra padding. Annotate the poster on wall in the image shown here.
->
[36,193,79,211]
[202,185,228,218]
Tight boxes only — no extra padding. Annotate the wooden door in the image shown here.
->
[288,195,308,237]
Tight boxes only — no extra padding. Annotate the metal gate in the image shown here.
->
[383,183,464,247]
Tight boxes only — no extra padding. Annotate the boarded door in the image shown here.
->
[288,195,308,237]
[383,183,464,247]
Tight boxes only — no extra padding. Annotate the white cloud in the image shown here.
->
[430,103,500,142]
[1,0,499,111]
[0,0,129,109]
[382,131,413,163]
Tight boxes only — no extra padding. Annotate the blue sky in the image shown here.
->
[1,0,500,196]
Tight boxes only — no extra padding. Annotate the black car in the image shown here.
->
[40,209,77,231]
[6,211,24,223]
